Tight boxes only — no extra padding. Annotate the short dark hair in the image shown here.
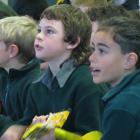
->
[128,10,140,20]
[87,4,130,22]
[98,17,140,69]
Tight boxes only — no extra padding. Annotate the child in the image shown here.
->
[89,17,140,140]
[21,4,108,137]
[87,4,130,42]
[129,10,140,20]
[0,16,41,140]
[0,2,17,114]
[71,0,108,12]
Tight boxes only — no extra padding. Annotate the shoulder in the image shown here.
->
[106,86,140,118]
[70,64,92,81]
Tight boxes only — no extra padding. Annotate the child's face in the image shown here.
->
[89,31,127,86]
[34,18,69,61]
[0,41,10,68]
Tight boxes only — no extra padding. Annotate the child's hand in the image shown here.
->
[37,129,55,140]
[32,115,49,124]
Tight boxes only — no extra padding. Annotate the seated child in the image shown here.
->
[20,3,108,138]
[71,0,108,12]
[0,16,41,140]
[87,4,130,39]
[89,16,140,140]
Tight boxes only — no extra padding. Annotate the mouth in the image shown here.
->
[34,44,43,51]
[90,67,101,76]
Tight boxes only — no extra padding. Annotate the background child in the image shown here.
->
[0,0,17,117]
[0,16,41,140]
[89,17,140,140]
[87,4,130,44]
[20,4,108,138]
[71,0,108,12]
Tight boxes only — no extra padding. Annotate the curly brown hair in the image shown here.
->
[41,4,92,66]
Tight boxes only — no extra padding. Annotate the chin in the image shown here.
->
[93,78,103,84]
[35,54,43,59]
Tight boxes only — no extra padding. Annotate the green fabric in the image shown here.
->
[102,69,140,140]
[0,59,41,136]
[20,64,108,135]
[0,1,17,17]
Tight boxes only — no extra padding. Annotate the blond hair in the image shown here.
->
[0,16,37,63]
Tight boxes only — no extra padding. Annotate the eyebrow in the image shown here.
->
[97,43,110,49]
[92,42,110,49]
[38,25,53,29]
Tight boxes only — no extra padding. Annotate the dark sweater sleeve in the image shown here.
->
[0,87,36,136]
[0,115,14,136]
[102,109,136,140]
[72,79,104,134]
[17,87,37,126]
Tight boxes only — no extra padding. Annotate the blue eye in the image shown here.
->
[46,29,54,35]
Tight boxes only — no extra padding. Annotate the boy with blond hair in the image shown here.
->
[0,16,41,140]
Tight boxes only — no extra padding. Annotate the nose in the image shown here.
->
[89,52,97,63]
[36,32,44,41]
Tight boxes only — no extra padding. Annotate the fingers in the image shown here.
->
[32,115,48,124]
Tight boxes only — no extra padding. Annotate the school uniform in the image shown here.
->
[0,59,41,136]
[20,59,108,135]
[0,68,7,113]
[101,69,140,140]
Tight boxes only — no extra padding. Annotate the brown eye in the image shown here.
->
[91,47,95,52]
[98,48,108,55]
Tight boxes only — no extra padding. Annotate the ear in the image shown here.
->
[124,52,138,70]
[66,37,80,50]
[9,44,19,58]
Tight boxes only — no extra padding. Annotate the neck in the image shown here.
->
[111,68,136,87]
[48,53,71,76]
[5,60,26,72]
